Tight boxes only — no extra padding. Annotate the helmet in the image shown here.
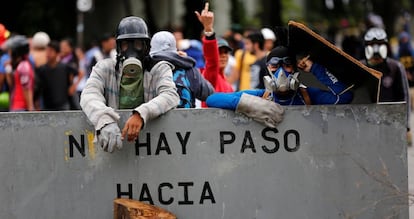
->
[5,35,29,68]
[364,27,387,43]
[32,31,50,48]
[116,16,150,41]
[6,35,29,55]
[115,16,150,56]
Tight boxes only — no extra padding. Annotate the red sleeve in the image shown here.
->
[201,36,220,87]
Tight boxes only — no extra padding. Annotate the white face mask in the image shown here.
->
[365,43,388,60]
[264,67,300,93]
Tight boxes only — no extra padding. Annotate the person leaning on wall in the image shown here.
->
[80,16,179,153]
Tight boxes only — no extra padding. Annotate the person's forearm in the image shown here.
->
[22,89,35,111]
[202,36,220,85]
[206,90,265,110]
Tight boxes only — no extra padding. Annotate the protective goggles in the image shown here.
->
[267,56,293,66]
[119,39,146,52]
[364,29,387,42]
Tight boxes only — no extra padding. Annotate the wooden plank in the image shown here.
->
[114,198,176,219]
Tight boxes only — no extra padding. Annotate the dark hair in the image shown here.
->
[99,32,114,43]
[47,40,60,53]
[61,37,75,49]
[246,31,265,50]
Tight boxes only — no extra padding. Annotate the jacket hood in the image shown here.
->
[151,52,196,70]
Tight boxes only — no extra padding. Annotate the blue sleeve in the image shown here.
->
[308,63,353,104]
[0,54,10,74]
[206,89,265,110]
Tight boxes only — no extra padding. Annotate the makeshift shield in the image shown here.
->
[288,21,382,103]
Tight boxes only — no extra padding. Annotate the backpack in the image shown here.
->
[173,68,193,108]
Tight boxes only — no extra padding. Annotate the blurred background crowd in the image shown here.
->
[0,0,413,112]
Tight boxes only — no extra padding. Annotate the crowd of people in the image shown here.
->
[0,3,412,151]
[0,25,118,112]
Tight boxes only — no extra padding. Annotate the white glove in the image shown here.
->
[97,123,123,153]
[236,93,284,128]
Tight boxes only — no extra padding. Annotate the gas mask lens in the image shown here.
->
[120,39,145,52]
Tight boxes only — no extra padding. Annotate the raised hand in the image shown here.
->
[195,2,214,32]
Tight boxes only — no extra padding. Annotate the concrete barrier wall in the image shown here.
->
[0,105,409,218]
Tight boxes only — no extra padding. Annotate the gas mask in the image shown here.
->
[118,39,148,77]
[263,67,300,93]
[365,43,387,60]
[117,39,147,109]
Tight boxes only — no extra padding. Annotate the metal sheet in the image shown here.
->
[0,105,409,218]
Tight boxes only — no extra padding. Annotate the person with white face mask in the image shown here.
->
[360,27,411,145]
[361,27,409,103]
[205,45,354,128]
[80,16,179,153]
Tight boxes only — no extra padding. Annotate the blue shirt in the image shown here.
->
[0,53,10,74]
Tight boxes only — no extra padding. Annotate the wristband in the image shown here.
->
[204,30,214,37]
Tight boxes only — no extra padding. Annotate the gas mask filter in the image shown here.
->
[264,67,300,93]
[365,43,387,60]
[121,57,143,78]
[118,40,146,109]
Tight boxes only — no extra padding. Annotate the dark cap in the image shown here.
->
[217,37,233,52]
[266,46,295,65]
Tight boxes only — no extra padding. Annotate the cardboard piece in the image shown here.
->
[288,20,382,103]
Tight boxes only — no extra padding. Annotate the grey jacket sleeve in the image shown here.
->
[134,61,180,127]
[80,59,120,131]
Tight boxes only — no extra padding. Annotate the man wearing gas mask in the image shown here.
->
[361,27,409,104]
[206,45,353,128]
[360,27,410,144]
[80,16,179,153]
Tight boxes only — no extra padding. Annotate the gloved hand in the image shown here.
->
[97,123,123,153]
[236,93,284,128]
